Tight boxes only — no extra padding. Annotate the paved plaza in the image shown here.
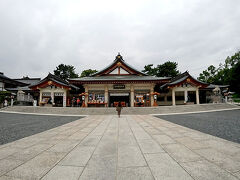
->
[0,112,240,179]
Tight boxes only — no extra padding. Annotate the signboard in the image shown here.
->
[110,93,129,96]
[54,92,64,96]
[42,92,51,96]
[113,84,125,89]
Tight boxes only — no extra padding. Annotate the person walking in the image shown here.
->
[116,101,123,118]
[76,98,80,107]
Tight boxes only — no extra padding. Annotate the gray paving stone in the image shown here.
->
[144,127,164,135]
[145,153,193,180]
[58,146,95,166]
[233,171,240,179]
[162,143,202,163]
[118,146,147,167]
[181,160,238,180]
[152,134,176,145]
[195,148,240,173]
[67,132,88,140]
[0,147,22,160]
[0,158,23,176]
[175,137,209,150]
[6,151,65,180]
[118,135,138,146]
[183,131,213,141]
[0,176,23,180]
[80,135,102,146]
[41,165,84,180]
[79,154,116,180]
[46,140,79,153]
[117,167,154,180]
[94,139,117,156]
[163,130,185,138]
[202,139,240,155]
[9,143,53,161]
[4,140,38,149]
[132,130,152,140]
[137,139,165,154]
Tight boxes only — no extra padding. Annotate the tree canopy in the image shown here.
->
[54,64,79,80]
[142,61,180,77]
[198,51,240,93]
[80,69,98,77]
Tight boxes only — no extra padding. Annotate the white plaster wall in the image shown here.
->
[0,82,4,91]
[39,86,68,106]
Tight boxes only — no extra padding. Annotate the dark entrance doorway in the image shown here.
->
[54,96,63,107]
[109,93,130,107]
[188,91,196,104]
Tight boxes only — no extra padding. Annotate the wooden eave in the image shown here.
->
[168,77,208,88]
[30,80,70,90]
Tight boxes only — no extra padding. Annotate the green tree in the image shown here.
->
[229,61,240,94]
[142,64,157,76]
[198,65,218,83]
[80,69,98,77]
[198,51,240,86]
[156,61,180,77]
[54,64,79,80]
[142,61,180,77]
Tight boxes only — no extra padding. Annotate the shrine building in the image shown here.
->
[69,54,209,107]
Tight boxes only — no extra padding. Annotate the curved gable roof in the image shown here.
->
[161,71,209,89]
[29,73,75,90]
[91,53,147,76]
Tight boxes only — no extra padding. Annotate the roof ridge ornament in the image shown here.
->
[115,52,124,61]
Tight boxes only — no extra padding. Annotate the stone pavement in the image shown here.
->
[0,115,239,180]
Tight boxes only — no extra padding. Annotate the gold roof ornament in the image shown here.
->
[48,81,52,85]
[186,78,191,82]
[117,62,122,66]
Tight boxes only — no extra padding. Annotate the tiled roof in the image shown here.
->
[69,75,170,81]
[14,78,41,86]
[206,84,229,89]
[161,71,208,89]
[0,73,27,86]
[29,73,79,90]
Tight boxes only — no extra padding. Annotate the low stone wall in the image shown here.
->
[1,103,238,115]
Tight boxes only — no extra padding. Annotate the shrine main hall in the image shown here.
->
[66,54,210,107]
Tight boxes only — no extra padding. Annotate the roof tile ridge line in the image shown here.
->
[13,78,41,80]
[30,73,69,87]
[48,73,70,85]
[188,73,209,85]
[170,71,189,82]
[0,74,28,86]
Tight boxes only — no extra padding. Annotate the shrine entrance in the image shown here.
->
[109,93,130,107]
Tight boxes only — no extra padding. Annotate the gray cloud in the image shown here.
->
[0,0,240,78]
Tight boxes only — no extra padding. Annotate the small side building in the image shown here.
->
[6,76,41,103]
[0,72,27,91]
[29,73,79,107]
[160,71,209,105]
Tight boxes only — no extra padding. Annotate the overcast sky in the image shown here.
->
[0,0,240,79]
